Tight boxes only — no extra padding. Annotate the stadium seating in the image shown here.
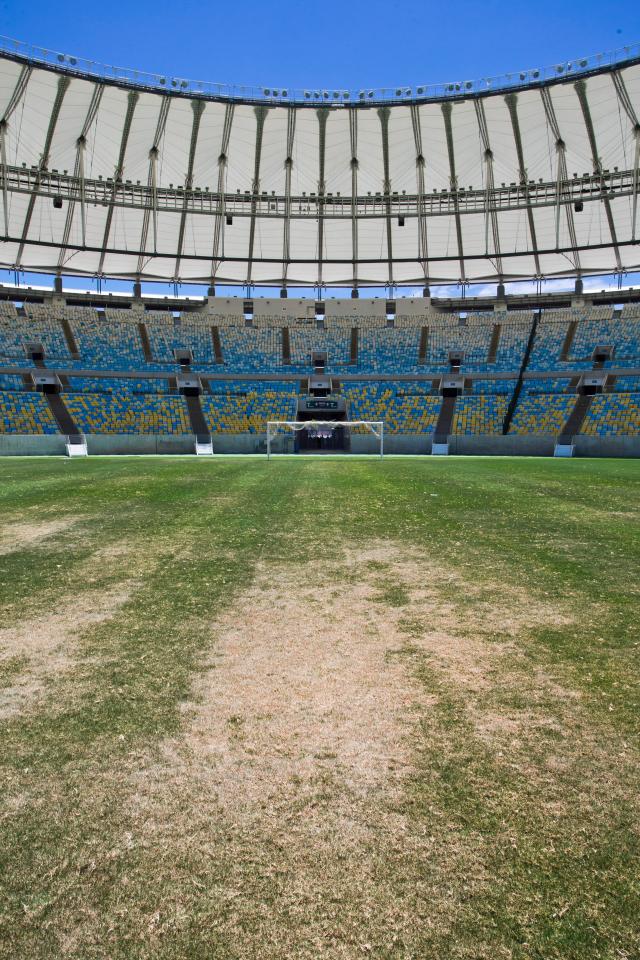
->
[0,297,639,440]
[64,394,190,434]
[452,395,508,435]
[509,379,576,434]
[580,393,640,436]
[201,383,297,433]
[343,383,440,433]
[0,391,59,434]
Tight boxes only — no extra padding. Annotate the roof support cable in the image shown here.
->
[611,71,640,242]
[504,92,541,276]
[281,106,296,286]
[575,79,622,272]
[97,90,139,276]
[378,106,394,287]
[441,101,466,283]
[410,104,430,283]
[633,128,640,242]
[0,121,9,237]
[136,95,170,275]
[16,74,70,270]
[57,83,103,272]
[349,107,359,289]
[210,102,235,285]
[316,108,328,290]
[174,99,205,280]
[0,64,32,239]
[540,86,581,274]
[474,99,503,276]
[245,105,268,287]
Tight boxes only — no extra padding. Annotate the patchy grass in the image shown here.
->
[0,456,639,959]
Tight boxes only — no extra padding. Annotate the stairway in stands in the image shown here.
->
[138,322,154,362]
[184,394,211,442]
[434,394,457,444]
[45,391,83,443]
[558,393,593,444]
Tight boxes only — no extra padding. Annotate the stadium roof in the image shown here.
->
[1,37,640,288]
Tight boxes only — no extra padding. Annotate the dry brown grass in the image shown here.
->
[0,584,134,718]
[0,517,79,556]
[121,541,578,957]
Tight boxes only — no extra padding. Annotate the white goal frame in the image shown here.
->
[267,420,384,459]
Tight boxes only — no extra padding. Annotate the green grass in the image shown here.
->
[0,456,639,959]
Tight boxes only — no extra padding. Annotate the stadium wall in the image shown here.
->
[2,433,640,457]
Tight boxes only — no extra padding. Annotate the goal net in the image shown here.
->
[266,421,384,459]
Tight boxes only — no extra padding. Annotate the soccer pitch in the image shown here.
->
[1,457,639,960]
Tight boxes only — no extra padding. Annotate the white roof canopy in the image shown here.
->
[1,47,640,287]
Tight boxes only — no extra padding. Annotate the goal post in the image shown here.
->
[266,420,384,459]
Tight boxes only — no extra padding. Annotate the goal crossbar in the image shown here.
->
[267,420,384,459]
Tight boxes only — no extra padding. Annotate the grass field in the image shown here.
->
[0,456,639,960]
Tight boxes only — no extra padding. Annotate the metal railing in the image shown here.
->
[1,34,639,106]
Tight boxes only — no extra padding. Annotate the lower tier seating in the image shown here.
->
[452,396,508,435]
[580,393,640,436]
[343,383,440,434]
[64,394,190,435]
[509,393,575,434]
[0,392,59,434]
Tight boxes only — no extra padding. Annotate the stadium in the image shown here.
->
[1,6,640,959]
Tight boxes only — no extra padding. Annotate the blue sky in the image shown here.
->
[1,0,639,298]
[2,0,638,91]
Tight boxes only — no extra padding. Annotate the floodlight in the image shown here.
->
[532,69,540,78]
[416,86,424,95]
[264,88,270,96]
[396,88,402,96]
[159,77,166,85]
[579,59,588,67]
[57,53,64,62]
[359,91,365,99]
[405,88,411,96]
[465,81,472,89]
[282,89,288,97]
[343,92,350,99]
[69,57,77,66]
[368,90,374,97]
[304,91,311,98]
[519,72,526,80]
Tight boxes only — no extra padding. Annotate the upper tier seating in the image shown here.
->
[0,302,71,363]
[144,313,217,365]
[70,313,148,370]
